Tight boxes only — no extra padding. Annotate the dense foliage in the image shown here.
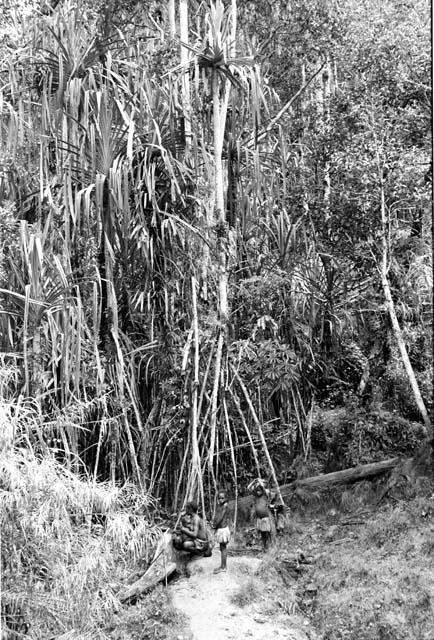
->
[0,0,431,508]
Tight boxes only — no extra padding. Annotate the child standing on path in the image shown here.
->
[249,480,273,551]
[212,490,230,574]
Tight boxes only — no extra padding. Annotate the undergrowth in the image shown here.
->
[2,397,433,640]
[256,479,434,640]
[0,401,166,639]
[230,578,259,607]
[107,585,187,640]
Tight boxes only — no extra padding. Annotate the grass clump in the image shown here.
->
[109,585,187,640]
[230,578,259,608]
[361,505,412,548]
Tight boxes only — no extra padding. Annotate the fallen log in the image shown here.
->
[117,531,178,603]
[228,457,402,524]
[291,457,401,490]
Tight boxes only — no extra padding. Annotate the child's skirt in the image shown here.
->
[215,526,231,544]
[256,516,272,532]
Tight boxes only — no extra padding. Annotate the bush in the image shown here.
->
[362,506,411,548]
[111,586,185,640]
[0,402,161,638]
[311,405,425,471]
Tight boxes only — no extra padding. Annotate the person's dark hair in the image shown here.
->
[186,500,198,513]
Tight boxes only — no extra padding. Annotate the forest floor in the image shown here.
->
[159,478,434,640]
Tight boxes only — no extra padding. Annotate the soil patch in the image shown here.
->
[171,551,311,640]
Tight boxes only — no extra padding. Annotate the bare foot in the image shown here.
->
[213,567,227,574]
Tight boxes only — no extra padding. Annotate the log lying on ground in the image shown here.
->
[228,457,402,524]
[117,531,178,603]
[291,457,402,490]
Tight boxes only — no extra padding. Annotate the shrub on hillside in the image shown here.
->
[311,405,425,471]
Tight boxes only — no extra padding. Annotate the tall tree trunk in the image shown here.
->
[208,0,233,467]
[322,56,331,218]
[379,182,432,437]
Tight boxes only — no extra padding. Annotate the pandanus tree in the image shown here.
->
[163,0,293,508]
[1,3,190,484]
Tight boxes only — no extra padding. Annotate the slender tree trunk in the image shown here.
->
[31,324,43,399]
[322,56,331,218]
[223,395,238,531]
[138,393,163,486]
[300,63,310,218]
[179,0,191,147]
[213,70,229,325]
[379,183,432,436]
[208,59,229,468]
[190,275,204,512]
[98,181,112,350]
[209,330,224,466]
[232,368,284,506]
[122,408,142,487]
[168,0,176,36]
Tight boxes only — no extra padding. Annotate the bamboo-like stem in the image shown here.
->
[149,436,161,494]
[208,330,224,466]
[150,430,181,492]
[93,420,104,481]
[137,392,163,488]
[305,396,315,461]
[295,385,308,421]
[179,0,191,146]
[190,275,205,514]
[181,327,194,373]
[122,408,142,488]
[110,421,118,484]
[23,284,30,396]
[257,383,264,431]
[291,387,306,458]
[228,385,261,476]
[197,337,216,419]
[232,367,284,504]
[173,436,190,511]
[222,394,237,532]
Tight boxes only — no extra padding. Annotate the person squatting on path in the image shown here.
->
[212,490,230,574]
[172,512,193,549]
[250,480,273,551]
[176,501,209,554]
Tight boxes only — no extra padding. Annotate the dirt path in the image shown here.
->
[171,550,305,640]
